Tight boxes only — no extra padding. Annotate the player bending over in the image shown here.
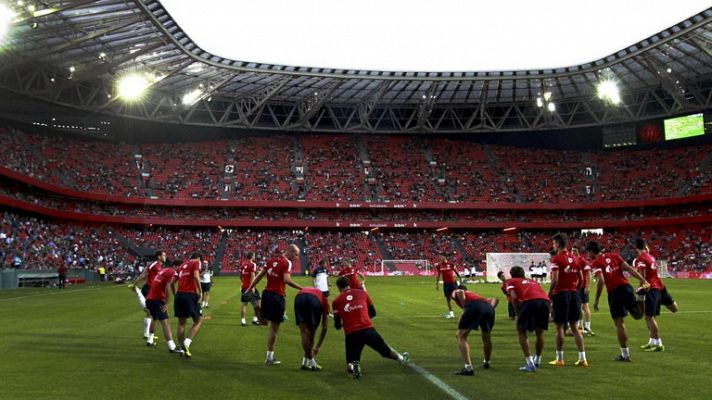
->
[450,285,498,376]
[505,266,551,372]
[633,239,678,352]
[294,287,329,371]
[332,276,409,379]
[587,241,649,361]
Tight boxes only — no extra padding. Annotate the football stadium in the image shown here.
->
[1,1,712,399]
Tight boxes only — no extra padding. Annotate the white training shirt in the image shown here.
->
[200,269,212,283]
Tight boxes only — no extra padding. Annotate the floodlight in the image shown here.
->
[0,4,15,41]
[536,97,543,108]
[596,80,621,105]
[181,88,204,105]
[543,91,552,101]
[116,73,150,101]
[547,102,556,112]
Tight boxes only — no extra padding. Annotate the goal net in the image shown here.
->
[657,260,671,279]
[485,253,551,283]
[377,259,431,276]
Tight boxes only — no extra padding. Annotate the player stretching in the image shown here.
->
[240,252,261,326]
[450,285,498,376]
[200,260,213,308]
[435,256,462,319]
[505,266,551,372]
[572,248,595,336]
[549,233,588,367]
[338,259,365,290]
[634,239,678,352]
[131,250,166,339]
[174,252,204,358]
[145,266,183,354]
[247,244,303,366]
[587,240,649,361]
[294,287,329,371]
[332,276,409,378]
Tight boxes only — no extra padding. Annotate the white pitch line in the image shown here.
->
[407,362,470,400]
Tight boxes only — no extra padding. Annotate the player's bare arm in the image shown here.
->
[549,270,559,297]
[193,269,203,298]
[284,272,303,291]
[247,268,267,291]
[593,276,604,312]
[622,262,649,288]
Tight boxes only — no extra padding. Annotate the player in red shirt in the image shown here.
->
[505,266,551,372]
[634,238,678,352]
[548,233,588,367]
[294,287,329,371]
[174,252,204,358]
[332,276,410,378]
[497,271,516,320]
[129,250,166,340]
[57,264,67,289]
[145,267,183,354]
[338,259,365,290]
[450,285,498,376]
[240,252,262,326]
[435,256,462,319]
[572,248,595,336]
[247,244,303,366]
[587,240,649,361]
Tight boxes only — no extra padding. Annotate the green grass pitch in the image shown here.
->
[1,277,710,400]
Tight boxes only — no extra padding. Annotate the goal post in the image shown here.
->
[485,253,551,283]
[377,259,431,276]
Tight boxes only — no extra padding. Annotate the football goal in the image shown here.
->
[485,253,551,283]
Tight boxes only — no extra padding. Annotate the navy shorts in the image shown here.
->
[645,287,675,317]
[458,301,495,332]
[517,299,550,332]
[200,282,212,293]
[578,287,589,304]
[608,284,639,319]
[294,293,324,327]
[261,290,286,323]
[345,328,392,363]
[443,282,457,299]
[141,284,150,298]
[241,288,260,303]
[146,299,169,321]
[174,292,202,319]
[551,291,581,324]
[321,290,330,298]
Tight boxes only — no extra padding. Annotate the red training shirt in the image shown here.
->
[450,290,487,309]
[633,252,664,290]
[332,288,373,335]
[505,278,550,302]
[550,251,583,295]
[240,260,257,290]
[147,268,176,301]
[338,267,362,289]
[265,255,292,296]
[146,260,163,286]
[177,259,201,293]
[436,262,457,284]
[591,252,629,293]
[579,255,592,289]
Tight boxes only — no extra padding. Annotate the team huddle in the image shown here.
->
[127,233,677,377]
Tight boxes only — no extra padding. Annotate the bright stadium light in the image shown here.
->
[116,73,151,101]
[0,4,16,41]
[181,87,205,106]
[597,79,621,105]
[547,102,556,112]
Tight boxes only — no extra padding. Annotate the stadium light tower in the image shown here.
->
[0,3,16,42]
[597,79,621,105]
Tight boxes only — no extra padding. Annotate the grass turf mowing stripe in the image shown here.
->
[407,362,470,400]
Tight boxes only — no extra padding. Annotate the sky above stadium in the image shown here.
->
[160,0,711,72]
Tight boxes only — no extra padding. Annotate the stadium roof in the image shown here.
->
[0,0,711,134]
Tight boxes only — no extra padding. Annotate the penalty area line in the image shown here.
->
[407,362,470,400]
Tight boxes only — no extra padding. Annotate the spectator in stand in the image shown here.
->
[57,263,67,289]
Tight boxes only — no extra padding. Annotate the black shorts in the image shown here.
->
[261,290,286,323]
[141,284,150,298]
[517,299,550,332]
[443,282,457,299]
[345,328,392,363]
[294,293,324,327]
[174,292,202,319]
[146,299,169,321]
[551,291,581,324]
[645,287,676,317]
[200,282,212,293]
[458,301,495,332]
[321,290,330,298]
[608,284,639,319]
[579,287,589,304]
[241,288,260,303]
